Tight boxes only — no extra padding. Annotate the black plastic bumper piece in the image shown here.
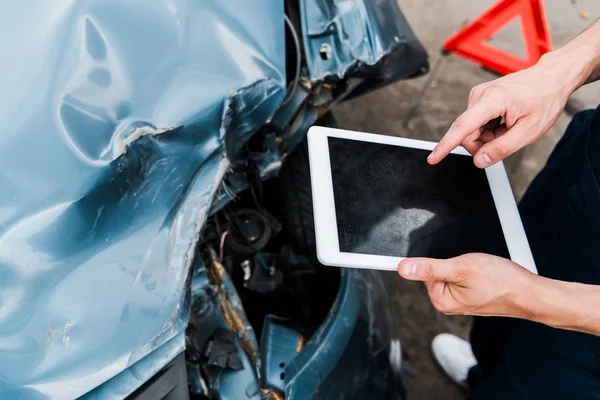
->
[127,353,189,400]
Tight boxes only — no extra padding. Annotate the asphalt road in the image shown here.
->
[333,1,600,398]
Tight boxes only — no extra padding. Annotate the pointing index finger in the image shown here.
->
[428,100,503,165]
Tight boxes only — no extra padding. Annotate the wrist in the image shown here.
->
[513,274,594,331]
[506,270,545,321]
[538,45,600,94]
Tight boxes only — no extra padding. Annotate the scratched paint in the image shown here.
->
[0,0,427,398]
[0,1,284,398]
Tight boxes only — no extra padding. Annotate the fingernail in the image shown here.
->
[479,153,492,167]
[403,261,417,277]
[428,147,437,161]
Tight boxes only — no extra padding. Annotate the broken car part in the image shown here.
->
[0,0,427,398]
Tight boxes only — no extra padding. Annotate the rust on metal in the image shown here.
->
[206,248,258,364]
[295,336,306,354]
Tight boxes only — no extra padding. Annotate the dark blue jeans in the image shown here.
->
[468,107,600,399]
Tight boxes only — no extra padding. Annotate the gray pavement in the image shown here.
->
[332,1,600,398]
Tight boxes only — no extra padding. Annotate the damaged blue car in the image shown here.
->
[0,1,428,398]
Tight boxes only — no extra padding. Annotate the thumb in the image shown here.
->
[473,122,529,168]
[398,258,462,282]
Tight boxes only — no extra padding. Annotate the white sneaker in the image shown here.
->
[431,333,477,389]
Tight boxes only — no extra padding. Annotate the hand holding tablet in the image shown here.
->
[307,126,537,274]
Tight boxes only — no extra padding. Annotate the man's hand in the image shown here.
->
[397,254,536,318]
[398,254,600,336]
[395,20,600,335]
[428,46,597,168]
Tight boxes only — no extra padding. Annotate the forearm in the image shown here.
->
[560,18,600,85]
[516,23,600,333]
[538,19,600,94]
[517,275,600,336]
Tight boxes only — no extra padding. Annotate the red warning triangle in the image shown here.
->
[443,0,552,75]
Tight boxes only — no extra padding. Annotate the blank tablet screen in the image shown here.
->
[328,136,510,259]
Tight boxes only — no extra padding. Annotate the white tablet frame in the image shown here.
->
[307,126,537,274]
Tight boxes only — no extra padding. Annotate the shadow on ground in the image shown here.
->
[331,52,566,400]
[333,70,475,400]
[330,1,600,398]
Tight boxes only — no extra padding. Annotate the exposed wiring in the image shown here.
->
[223,208,276,274]
[205,248,258,364]
[249,179,265,212]
[280,14,301,108]
[219,231,229,262]
[214,215,222,236]
[256,252,275,276]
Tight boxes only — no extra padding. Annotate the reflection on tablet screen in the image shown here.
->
[328,136,510,259]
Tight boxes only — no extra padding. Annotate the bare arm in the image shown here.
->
[393,20,600,337]
[520,274,600,335]
[429,19,600,168]
[397,255,600,337]
[558,18,600,85]
[514,24,600,334]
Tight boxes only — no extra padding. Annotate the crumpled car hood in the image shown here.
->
[0,1,285,398]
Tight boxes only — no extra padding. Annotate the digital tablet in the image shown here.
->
[307,126,537,274]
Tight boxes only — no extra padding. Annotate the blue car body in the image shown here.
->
[0,1,427,398]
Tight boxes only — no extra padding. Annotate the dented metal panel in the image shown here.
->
[0,1,285,398]
[81,332,186,400]
[300,0,428,82]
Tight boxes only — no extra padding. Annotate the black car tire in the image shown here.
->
[269,113,337,261]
